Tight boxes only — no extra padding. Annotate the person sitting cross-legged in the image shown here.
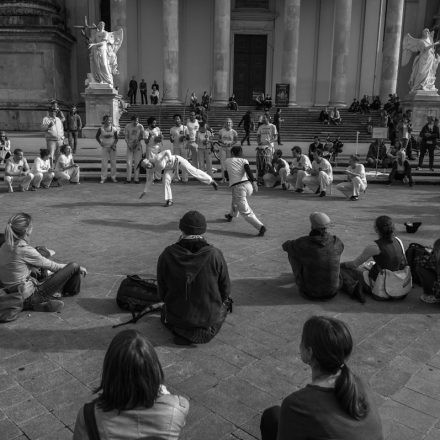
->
[263,149,290,189]
[330,107,342,125]
[388,149,414,187]
[4,149,34,193]
[302,149,333,197]
[157,211,232,345]
[55,144,80,184]
[336,154,367,201]
[31,149,55,190]
[286,146,312,192]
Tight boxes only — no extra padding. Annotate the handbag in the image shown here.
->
[371,237,412,300]
[0,288,24,323]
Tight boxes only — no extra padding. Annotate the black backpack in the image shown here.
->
[405,243,431,286]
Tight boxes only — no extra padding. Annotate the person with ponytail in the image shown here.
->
[0,213,87,313]
[260,316,383,440]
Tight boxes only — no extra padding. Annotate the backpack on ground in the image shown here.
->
[0,289,23,323]
[405,242,432,286]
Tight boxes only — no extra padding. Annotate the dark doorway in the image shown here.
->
[233,34,267,105]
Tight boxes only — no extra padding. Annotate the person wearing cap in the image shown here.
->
[387,149,413,187]
[157,211,231,344]
[418,115,439,171]
[0,131,11,164]
[336,154,367,201]
[41,107,65,166]
[124,114,144,184]
[286,146,312,191]
[262,149,290,189]
[301,149,333,197]
[4,149,34,193]
[282,212,344,300]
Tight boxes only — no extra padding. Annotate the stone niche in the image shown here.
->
[402,90,440,134]
[0,0,75,130]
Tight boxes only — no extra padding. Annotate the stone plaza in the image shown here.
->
[0,174,439,439]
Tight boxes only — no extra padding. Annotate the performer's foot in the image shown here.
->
[295,188,303,193]
[134,180,140,184]
[282,183,287,190]
[315,186,321,194]
[211,181,218,190]
[319,191,326,197]
[349,195,359,201]
[164,200,173,207]
[257,225,267,237]
[100,179,105,184]
[111,177,117,183]
[225,214,233,222]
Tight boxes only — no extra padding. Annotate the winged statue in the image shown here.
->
[402,28,440,93]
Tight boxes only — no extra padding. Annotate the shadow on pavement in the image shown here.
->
[81,218,179,231]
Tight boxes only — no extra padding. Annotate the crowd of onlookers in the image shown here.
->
[127,77,160,105]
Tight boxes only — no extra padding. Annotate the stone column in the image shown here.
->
[213,0,231,105]
[162,0,181,103]
[110,0,127,92]
[379,0,404,100]
[329,0,352,106]
[281,0,301,106]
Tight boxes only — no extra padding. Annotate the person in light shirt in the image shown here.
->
[4,149,34,193]
[301,149,333,197]
[40,106,65,166]
[336,155,367,201]
[169,114,189,181]
[95,115,119,184]
[124,115,144,184]
[55,145,80,184]
[286,146,312,191]
[256,115,277,185]
[186,111,200,168]
[217,118,238,182]
[31,149,54,189]
[196,121,214,177]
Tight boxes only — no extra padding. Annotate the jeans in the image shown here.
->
[260,406,280,440]
[241,128,250,145]
[416,266,437,295]
[389,161,413,185]
[68,131,79,152]
[140,90,147,104]
[418,143,435,168]
[38,262,81,297]
[126,143,143,182]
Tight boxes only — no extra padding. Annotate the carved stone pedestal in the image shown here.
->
[402,91,440,133]
[81,84,122,138]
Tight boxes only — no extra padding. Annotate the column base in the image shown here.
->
[212,100,229,107]
[287,102,298,107]
[161,98,182,105]
[328,102,347,108]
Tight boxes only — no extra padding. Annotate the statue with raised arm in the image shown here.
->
[402,28,440,93]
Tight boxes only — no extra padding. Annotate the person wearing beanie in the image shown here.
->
[140,149,218,207]
[157,211,231,345]
[281,212,345,300]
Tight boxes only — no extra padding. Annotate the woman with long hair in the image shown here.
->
[260,316,382,440]
[73,330,189,439]
[0,213,86,313]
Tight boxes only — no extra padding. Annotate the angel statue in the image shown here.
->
[402,28,440,93]
[75,18,123,88]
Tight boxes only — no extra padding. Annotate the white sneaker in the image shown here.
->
[100,179,105,184]
[7,185,13,193]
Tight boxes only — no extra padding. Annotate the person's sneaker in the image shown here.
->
[349,195,359,201]
[257,225,266,237]
[41,184,49,189]
[225,213,233,222]
[420,294,440,304]
[164,200,173,207]
[18,186,25,192]
[315,187,321,194]
[33,300,64,312]
[124,180,131,184]
[111,177,117,183]
[295,188,303,193]
[282,183,287,190]
[30,186,37,191]
[51,292,62,298]
[100,179,105,184]
[211,181,218,190]
[319,191,326,197]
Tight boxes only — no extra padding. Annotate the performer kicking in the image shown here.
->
[139,150,218,206]
[224,146,266,237]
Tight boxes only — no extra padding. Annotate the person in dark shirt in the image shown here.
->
[238,110,252,146]
[418,116,439,171]
[129,76,138,105]
[308,136,323,162]
[273,108,283,145]
[139,79,147,104]
[260,316,383,440]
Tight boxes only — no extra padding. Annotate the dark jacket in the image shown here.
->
[420,123,439,147]
[157,238,230,329]
[282,231,344,299]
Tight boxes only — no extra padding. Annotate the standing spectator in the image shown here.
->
[0,131,11,164]
[319,107,330,124]
[256,115,277,185]
[31,149,54,189]
[150,84,160,105]
[238,110,252,146]
[330,107,342,125]
[139,78,147,104]
[49,100,66,123]
[124,115,144,184]
[169,114,189,181]
[144,116,163,181]
[336,155,367,201]
[4,149,34,193]
[128,76,138,105]
[286,146,312,192]
[41,106,65,166]
[418,116,439,171]
[196,121,214,177]
[308,136,323,162]
[302,150,333,197]
[96,115,119,184]
[55,145,80,184]
[218,118,238,181]
[201,91,210,110]
[186,111,200,168]
[273,108,283,145]
[66,106,82,154]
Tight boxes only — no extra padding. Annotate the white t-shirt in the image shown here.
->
[144,127,162,148]
[32,157,51,174]
[225,157,250,187]
[291,154,312,172]
[346,163,367,185]
[186,120,199,142]
[170,125,188,149]
[257,123,277,148]
[196,130,213,149]
[312,158,333,180]
[218,128,237,146]
[55,154,74,172]
[124,122,144,147]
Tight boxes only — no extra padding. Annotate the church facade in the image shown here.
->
[0,0,438,129]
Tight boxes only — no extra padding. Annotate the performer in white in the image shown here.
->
[301,150,333,197]
[139,150,218,207]
[336,154,367,201]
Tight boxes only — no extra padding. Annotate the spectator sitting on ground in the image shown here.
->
[417,239,440,304]
[263,149,290,189]
[55,145,80,185]
[336,154,367,201]
[308,136,324,162]
[330,107,342,125]
[0,130,11,164]
[73,330,189,439]
[4,149,34,193]
[286,145,312,191]
[365,139,387,168]
[406,133,419,160]
[281,213,344,300]
[0,213,86,314]
[31,149,55,190]
[348,98,360,112]
[319,107,330,125]
[228,94,238,111]
[260,316,383,440]
[360,95,370,114]
[388,149,414,187]
[157,211,232,345]
[371,95,381,110]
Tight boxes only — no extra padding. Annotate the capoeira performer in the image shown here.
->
[256,115,277,185]
[139,150,218,207]
[224,146,266,237]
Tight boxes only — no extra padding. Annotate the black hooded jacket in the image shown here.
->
[157,238,230,329]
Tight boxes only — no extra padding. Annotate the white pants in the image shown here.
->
[220,147,231,180]
[263,168,290,187]
[173,145,189,181]
[303,171,332,192]
[46,139,63,165]
[294,170,311,189]
[55,166,80,183]
[32,171,54,188]
[336,178,367,198]
[229,181,263,230]
[126,143,143,181]
[101,147,117,180]
[197,148,213,177]
[189,142,200,169]
[5,174,34,190]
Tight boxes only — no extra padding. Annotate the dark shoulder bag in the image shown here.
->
[83,400,100,440]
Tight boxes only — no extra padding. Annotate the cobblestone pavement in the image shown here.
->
[0,180,439,440]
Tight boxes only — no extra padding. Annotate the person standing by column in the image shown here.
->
[273,108,283,146]
[124,115,144,184]
[169,114,189,182]
[139,79,147,105]
[41,107,65,167]
[66,106,82,154]
[96,115,119,183]
[238,110,252,146]
[129,76,138,105]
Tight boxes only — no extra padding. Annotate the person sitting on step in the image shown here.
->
[55,144,80,184]
[417,238,440,304]
[319,107,330,125]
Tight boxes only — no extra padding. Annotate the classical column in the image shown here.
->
[281,0,301,106]
[379,0,404,100]
[329,0,352,106]
[110,0,128,92]
[162,0,181,104]
[213,0,231,105]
